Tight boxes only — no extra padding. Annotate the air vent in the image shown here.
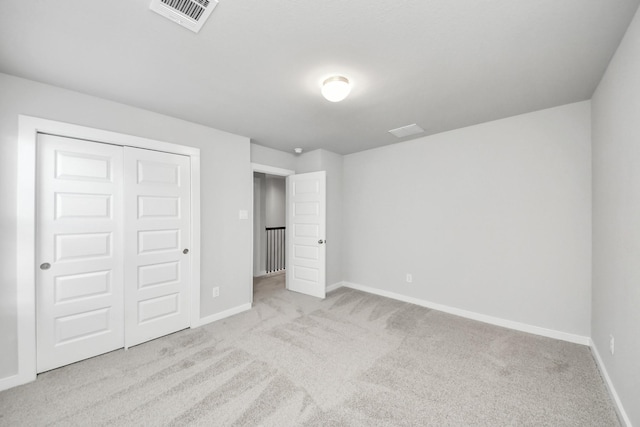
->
[388,124,425,138]
[150,0,219,33]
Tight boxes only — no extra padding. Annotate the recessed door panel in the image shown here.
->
[294,245,319,260]
[37,134,124,373]
[138,261,180,289]
[55,193,111,219]
[137,161,180,185]
[138,229,180,254]
[294,224,319,238]
[293,265,319,283]
[55,151,112,181]
[293,179,319,195]
[138,196,180,218]
[55,232,111,261]
[56,308,111,343]
[54,270,111,303]
[294,201,319,216]
[138,293,180,324]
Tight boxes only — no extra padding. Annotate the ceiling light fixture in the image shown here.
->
[294,148,303,154]
[321,76,351,102]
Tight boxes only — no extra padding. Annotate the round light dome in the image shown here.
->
[321,76,351,102]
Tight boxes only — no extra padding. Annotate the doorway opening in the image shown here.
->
[250,164,327,303]
[251,164,294,302]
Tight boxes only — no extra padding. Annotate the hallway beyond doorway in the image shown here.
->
[253,271,285,302]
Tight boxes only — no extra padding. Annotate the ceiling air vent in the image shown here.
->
[150,0,219,33]
[388,124,425,138]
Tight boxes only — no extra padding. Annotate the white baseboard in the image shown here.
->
[193,303,252,328]
[326,281,345,293]
[590,341,632,427]
[339,282,590,346]
[0,374,24,393]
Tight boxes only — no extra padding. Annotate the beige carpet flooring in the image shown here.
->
[0,273,620,426]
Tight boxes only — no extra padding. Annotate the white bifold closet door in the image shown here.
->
[36,134,191,373]
[36,134,125,372]
[123,146,190,348]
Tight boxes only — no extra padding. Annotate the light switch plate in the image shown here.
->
[239,209,249,220]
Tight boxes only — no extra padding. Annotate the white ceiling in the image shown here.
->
[1,1,639,154]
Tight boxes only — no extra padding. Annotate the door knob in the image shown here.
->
[318,240,325,244]
[40,263,51,270]
[183,249,189,254]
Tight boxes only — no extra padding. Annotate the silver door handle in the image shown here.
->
[40,263,51,270]
[318,240,326,244]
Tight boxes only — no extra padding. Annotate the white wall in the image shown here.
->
[591,6,640,426]
[250,143,297,171]
[343,102,592,337]
[295,149,322,174]
[318,150,344,288]
[0,73,253,380]
[265,176,286,227]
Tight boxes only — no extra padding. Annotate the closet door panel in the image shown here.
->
[124,147,191,348]
[36,134,124,373]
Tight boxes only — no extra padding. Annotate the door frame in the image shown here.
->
[15,115,201,387]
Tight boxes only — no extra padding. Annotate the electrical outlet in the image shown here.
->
[609,335,615,355]
[406,273,413,283]
[212,287,220,298]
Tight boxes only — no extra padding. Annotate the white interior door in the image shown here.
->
[36,134,124,372]
[286,171,326,298]
[123,147,191,348]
